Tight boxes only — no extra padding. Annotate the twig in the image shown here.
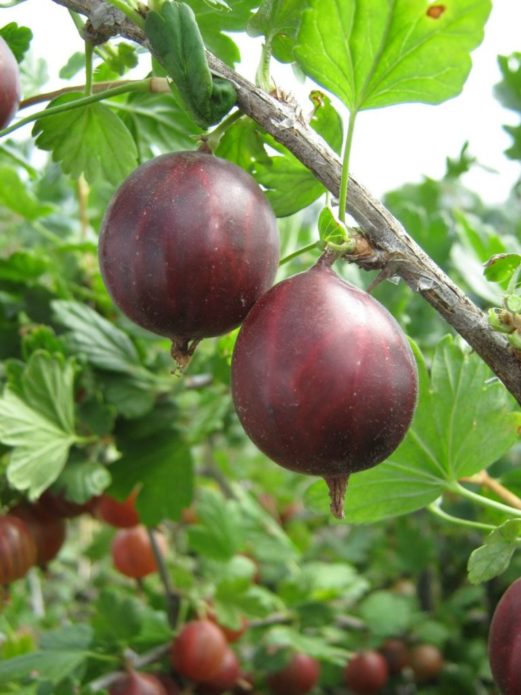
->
[147,527,181,629]
[87,642,171,692]
[48,0,521,405]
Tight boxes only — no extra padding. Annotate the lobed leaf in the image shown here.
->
[295,0,492,112]
[32,93,138,187]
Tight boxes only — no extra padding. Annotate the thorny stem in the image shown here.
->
[0,79,155,138]
[460,470,521,511]
[428,497,496,532]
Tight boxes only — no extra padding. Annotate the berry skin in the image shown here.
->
[170,620,228,682]
[0,516,37,584]
[98,490,140,528]
[409,644,444,683]
[109,670,168,695]
[232,259,417,518]
[267,653,320,695]
[98,151,279,365]
[344,650,389,695]
[0,36,21,130]
[489,578,521,695]
[10,502,66,568]
[111,526,167,579]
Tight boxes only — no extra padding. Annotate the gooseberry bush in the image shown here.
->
[1,0,521,693]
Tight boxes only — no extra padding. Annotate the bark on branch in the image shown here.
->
[50,0,521,404]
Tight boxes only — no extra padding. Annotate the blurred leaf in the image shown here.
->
[295,0,491,111]
[33,93,138,186]
[188,487,243,560]
[0,22,32,62]
[58,52,84,80]
[0,351,79,499]
[308,90,343,153]
[467,520,521,584]
[504,123,521,161]
[54,460,111,504]
[0,625,91,687]
[264,625,348,665]
[0,166,54,220]
[103,373,158,419]
[0,251,49,283]
[358,590,415,637]
[484,253,521,285]
[92,590,169,645]
[495,53,521,113]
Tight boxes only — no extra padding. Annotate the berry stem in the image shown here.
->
[450,481,521,518]
[324,475,349,519]
[428,497,496,531]
[338,109,358,224]
[147,528,181,629]
[279,241,321,266]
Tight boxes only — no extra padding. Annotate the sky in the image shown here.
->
[4,0,521,205]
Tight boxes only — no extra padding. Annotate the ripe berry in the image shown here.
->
[109,670,168,695]
[197,648,240,693]
[0,516,37,584]
[111,526,167,579]
[378,637,410,675]
[170,620,228,682]
[267,652,320,695]
[0,36,21,129]
[232,258,417,518]
[98,490,140,528]
[489,578,521,695]
[98,151,279,365]
[10,502,66,568]
[344,650,389,695]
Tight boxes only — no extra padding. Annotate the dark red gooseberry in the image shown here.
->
[0,37,21,130]
[98,490,140,528]
[98,151,279,365]
[111,526,167,579]
[409,644,443,683]
[378,637,410,675]
[489,578,521,695]
[0,516,37,584]
[170,619,228,682]
[109,670,168,695]
[10,503,66,568]
[344,650,389,695]
[267,652,320,695]
[39,490,98,518]
[231,258,417,518]
[197,647,241,693]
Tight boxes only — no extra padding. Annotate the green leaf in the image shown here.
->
[188,487,243,560]
[484,253,521,285]
[92,590,148,644]
[0,250,49,283]
[295,0,492,111]
[32,93,138,186]
[468,520,521,584]
[53,460,111,504]
[120,90,204,160]
[309,90,343,153]
[504,123,521,162]
[0,22,32,62]
[358,591,415,638]
[340,338,521,524]
[110,409,194,525]
[51,300,143,374]
[0,625,91,687]
[247,0,305,63]
[264,625,349,665]
[0,166,54,220]
[0,351,79,499]
[145,2,236,128]
[495,53,521,114]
